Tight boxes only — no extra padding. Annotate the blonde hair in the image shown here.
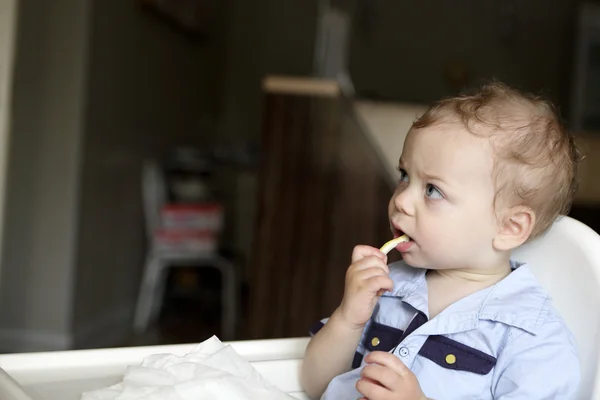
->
[412,82,580,240]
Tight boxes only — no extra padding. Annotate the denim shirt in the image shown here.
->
[310,261,580,400]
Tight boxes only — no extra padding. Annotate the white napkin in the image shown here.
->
[81,336,295,400]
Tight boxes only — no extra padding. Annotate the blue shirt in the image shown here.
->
[311,261,580,399]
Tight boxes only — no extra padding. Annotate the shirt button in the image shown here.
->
[445,354,456,365]
[371,337,380,347]
[399,347,409,357]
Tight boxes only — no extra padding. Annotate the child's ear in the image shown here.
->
[493,206,535,251]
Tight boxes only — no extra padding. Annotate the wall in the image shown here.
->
[71,0,222,348]
[0,0,320,350]
[0,0,221,351]
[0,0,89,350]
[0,0,18,285]
[339,0,578,105]
[220,0,319,141]
[70,0,321,346]
[219,0,319,262]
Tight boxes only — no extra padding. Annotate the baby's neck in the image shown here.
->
[431,264,511,285]
[425,262,511,319]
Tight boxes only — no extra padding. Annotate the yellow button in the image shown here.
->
[445,354,456,365]
[371,337,380,347]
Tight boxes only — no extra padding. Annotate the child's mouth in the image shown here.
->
[392,228,414,252]
[395,238,413,252]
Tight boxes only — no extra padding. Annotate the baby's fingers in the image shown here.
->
[356,377,389,400]
[351,256,390,274]
[365,351,410,377]
[366,275,394,294]
[355,266,388,281]
[352,245,387,263]
[361,364,400,391]
[353,268,393,294]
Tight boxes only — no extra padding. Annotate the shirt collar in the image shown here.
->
[476,261,548,334]
[384,263,429,316]
[383,261,548,335]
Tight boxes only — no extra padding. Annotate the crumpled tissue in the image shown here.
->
[81,336,295,400]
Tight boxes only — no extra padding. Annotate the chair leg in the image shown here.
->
[133,254,163,333]
[150,273,168,322]
[217,257,237,340]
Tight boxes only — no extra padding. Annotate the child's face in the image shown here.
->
[388,123,502,271]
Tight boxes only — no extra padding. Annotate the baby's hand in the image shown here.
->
[356,352,427,400]
[338,245,393,329]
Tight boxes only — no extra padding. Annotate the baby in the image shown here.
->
[301,83,581,399]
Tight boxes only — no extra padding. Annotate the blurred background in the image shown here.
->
[0,0,598,352]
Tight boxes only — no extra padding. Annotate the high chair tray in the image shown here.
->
[0,337,310,400]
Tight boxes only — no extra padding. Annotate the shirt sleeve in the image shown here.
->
[309,318,329,336]
[493,321,580,399]
[308,304,379,369]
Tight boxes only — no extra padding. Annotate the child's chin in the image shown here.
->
[401,254,428,269]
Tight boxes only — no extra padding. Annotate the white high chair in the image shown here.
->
[133,161,239,340]
[512,215,600,399]
[0,217,599,400]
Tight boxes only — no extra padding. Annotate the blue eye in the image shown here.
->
[425,184,443,199]
[398,168,409,183]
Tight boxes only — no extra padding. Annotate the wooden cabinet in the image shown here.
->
[246,78,398,339]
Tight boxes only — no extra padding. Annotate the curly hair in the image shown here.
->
[412,82,581,239]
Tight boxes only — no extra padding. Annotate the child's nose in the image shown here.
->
[393,187,415,216]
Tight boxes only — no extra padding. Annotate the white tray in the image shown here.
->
[0,337,311,400]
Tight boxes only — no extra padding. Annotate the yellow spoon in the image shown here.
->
[379,235,409,255]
